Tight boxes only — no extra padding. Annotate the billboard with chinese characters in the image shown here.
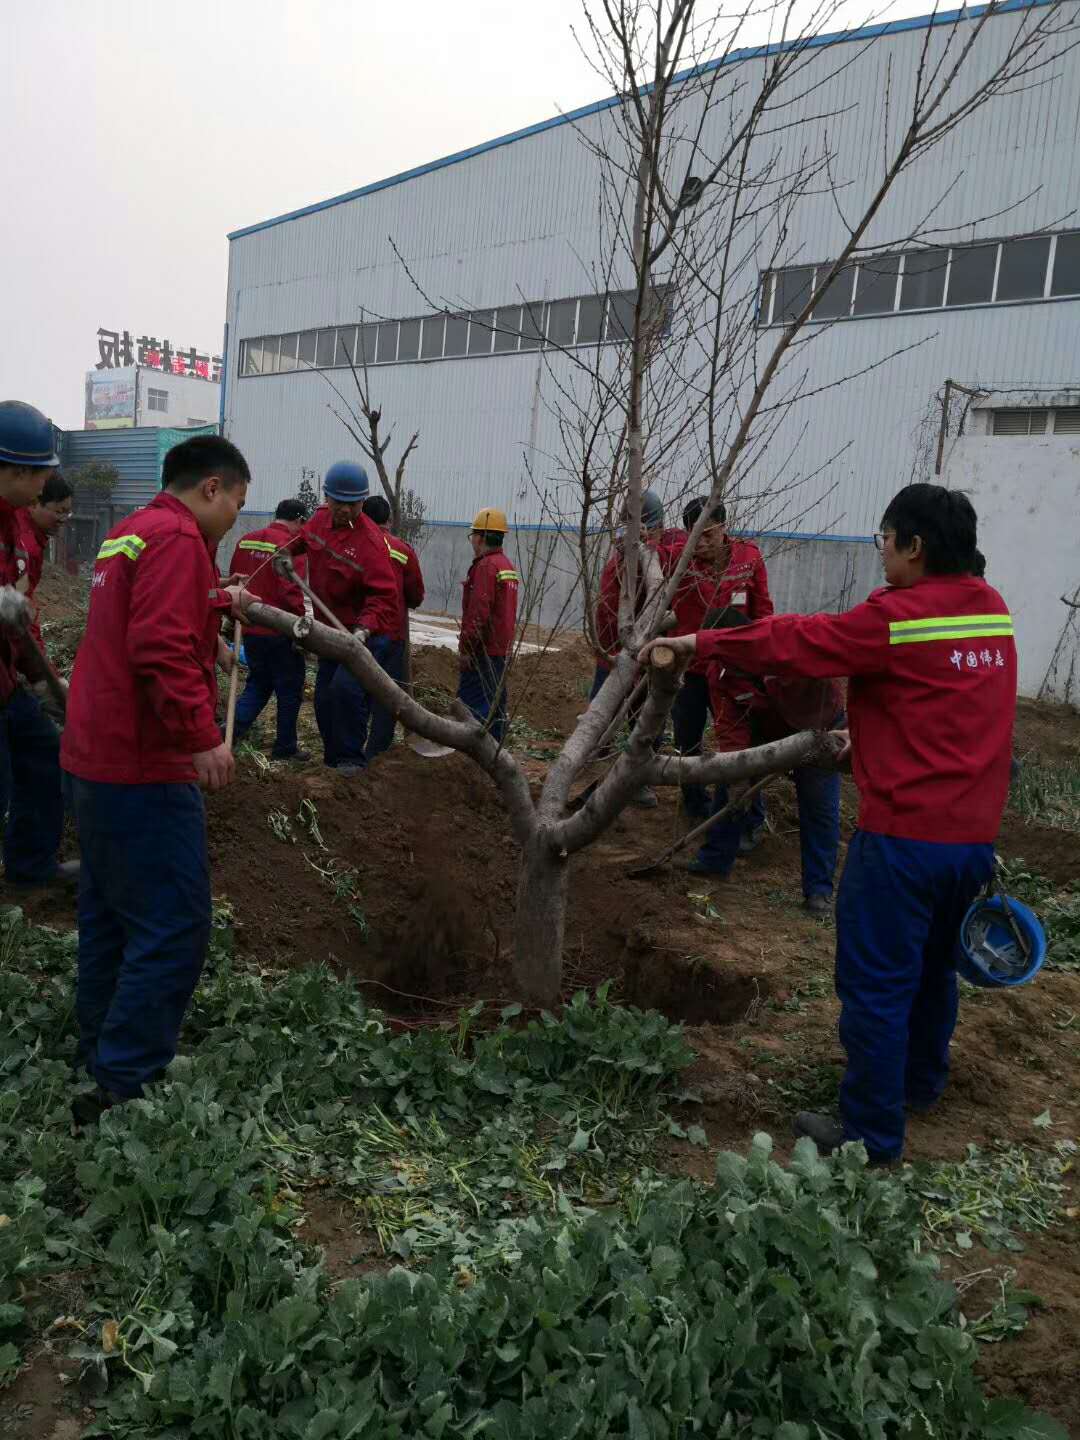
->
[85,368,137,430]
[95,328,222,383]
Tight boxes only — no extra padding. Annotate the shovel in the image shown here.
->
[274,556,453,760]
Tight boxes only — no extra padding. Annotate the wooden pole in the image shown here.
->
[224,622,243,748]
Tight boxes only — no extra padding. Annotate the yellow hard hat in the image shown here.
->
[471,507,508,534]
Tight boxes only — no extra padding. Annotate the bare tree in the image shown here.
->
[241,0,1074,1007]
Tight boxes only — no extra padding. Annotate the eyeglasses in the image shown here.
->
[873,531,890,552]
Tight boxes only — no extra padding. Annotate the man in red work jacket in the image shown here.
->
[362,494,425,759]
[16,470,74,659]
[669,496,772,823]
[230,498,310,760]
[0,402,73,889]
[291,461,398,776]
[591,488,683,806]
[642,483,1015,1166]
[458,507,518,743]
[62,435,249,1127]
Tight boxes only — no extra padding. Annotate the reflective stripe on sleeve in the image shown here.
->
[238,539,279,554]
[97,535,147,562]
[497,570,520,583]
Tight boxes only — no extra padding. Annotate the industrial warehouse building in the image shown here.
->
[222,0,1080,698]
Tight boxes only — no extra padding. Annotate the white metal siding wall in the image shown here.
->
[224,5,1080,533]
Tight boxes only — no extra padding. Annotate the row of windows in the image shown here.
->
[992,406,1080,436]
[239,288,669,377]
[762,231,1080,325]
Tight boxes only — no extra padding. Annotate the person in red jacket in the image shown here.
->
[590,489,683,807]
[458,507,518,743]
[670,496,773,823]
[290,461,398,776]
[62,435,250,1126]
[16,470,73,657]
[230,498,310,760]
[641,483,1015,1165]
[362,494,425,759]
[0,402,73,889]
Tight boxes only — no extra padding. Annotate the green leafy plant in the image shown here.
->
[996,859,1080,970]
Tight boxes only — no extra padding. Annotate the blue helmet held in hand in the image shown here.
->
[323,460,370,503]
[955,893,1045,988]
[0,402,60,468]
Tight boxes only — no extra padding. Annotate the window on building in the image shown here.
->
[240,341,259,376]
[397,318,421,362]
[420,314,445,360]
[335,327,357,367]
[945,244,997,306]
[996,236,1051,302]
[992,408,1048,436]
[297,331,317,368]
[1051,232,1080,296]
[278,333,298,372]
[358,324,377,366]
[576,295,605,344]
[147,387,169,412]
[375,322,398,364]
[519,301,545,351]
[315,330,336,368]
[547,298,577,347]
[606,291,636,340]
[1053,407,1080,434]
[493,306,522,353]
[262,336,280,374]
[443,314,469,356]
[812,265,855,320]
[772,266,814,324]
[899,249,948,310]
[468,310,494,355]
[852,254,901,315]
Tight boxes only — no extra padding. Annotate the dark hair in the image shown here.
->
[972,549,987,578]
[481,531,503,548]
[880,483,977,576]
[275,498,306,522]
[362,495,391,526]
[683,495,726,531]
[162,436,250,492]
[40,472,73,505]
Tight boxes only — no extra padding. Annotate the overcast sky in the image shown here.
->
[2,0,933,429]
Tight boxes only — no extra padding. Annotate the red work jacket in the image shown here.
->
[594,528,686,660]
[294,506,398,636]
[696,575,1016,844]
[383,533,425,643]
[460,549,519,660]
[671,537,773,675]
[0,498,33,703]
[230,520,307,637]
[15,512,48,653]
[61,491,232,785]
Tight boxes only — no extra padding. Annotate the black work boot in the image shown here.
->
[793,1111,846,1154]
[71,1086,124,1132]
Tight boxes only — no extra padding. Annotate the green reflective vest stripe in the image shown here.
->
[888,613,1013,646]
[97,535,147,562]
[238,539,279,554]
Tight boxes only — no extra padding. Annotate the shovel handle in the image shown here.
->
[224,622,243,748]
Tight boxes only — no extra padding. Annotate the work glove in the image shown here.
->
[0,586,31,633]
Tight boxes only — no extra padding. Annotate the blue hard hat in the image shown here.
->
[956,894,1046,989]
[323,460,369,502]
[0,401,60,468]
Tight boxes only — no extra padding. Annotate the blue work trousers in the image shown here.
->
[458,655,508,743]
[835,830,994,1161]
[234,634,306,757]
[69,778,211,1098]
[0,687,63,883]
[671,672,713,817]
[696,765,837,888]
[314,634,392,769]
[366,639,406,761]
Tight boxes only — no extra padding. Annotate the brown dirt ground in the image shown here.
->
[4,570,1080,1434]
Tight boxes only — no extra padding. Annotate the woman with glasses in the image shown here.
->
[641,483,1015,1167]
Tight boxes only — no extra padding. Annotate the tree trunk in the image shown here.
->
[511,830,568,1010]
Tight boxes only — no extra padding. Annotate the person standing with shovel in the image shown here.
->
[361,494,425,759]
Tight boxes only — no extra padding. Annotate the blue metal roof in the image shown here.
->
[227,0,1050,242]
